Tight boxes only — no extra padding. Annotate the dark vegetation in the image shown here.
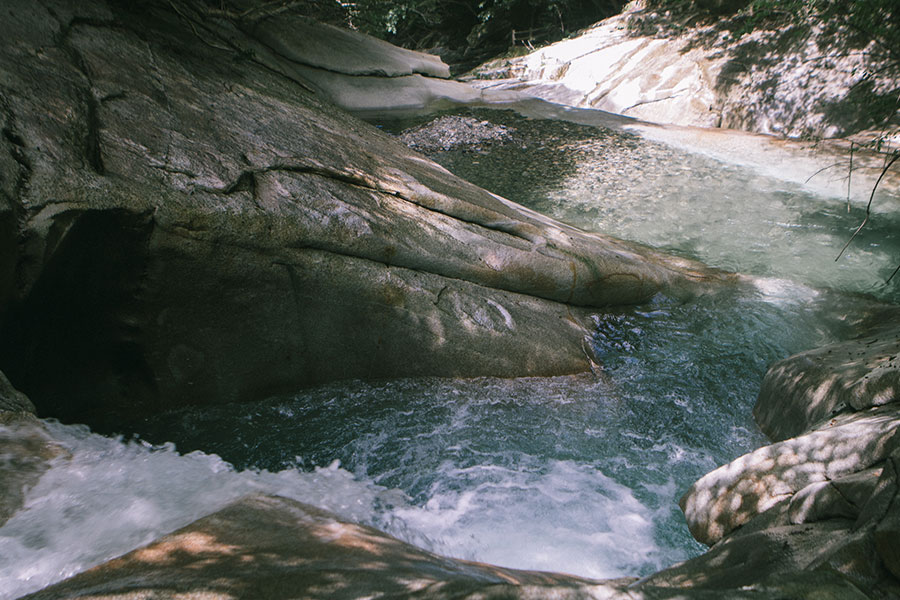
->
[194,0,628,72]
[346,0,628,72]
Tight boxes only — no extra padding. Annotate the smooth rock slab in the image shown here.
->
[680,405,900,546]
[755,322,900,442]
[20,494,612,600]
[0,0,730,423]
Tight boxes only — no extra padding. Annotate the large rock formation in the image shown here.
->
[0,0,729,427]
[20,493,876,600]
[653,319,900,598]
[469,3,899,140]
[190,0,487,116]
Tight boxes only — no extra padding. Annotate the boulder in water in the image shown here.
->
[0,0,729,427]
[0,373,65,527]
[670,323,900,597]
[19,494,622,600]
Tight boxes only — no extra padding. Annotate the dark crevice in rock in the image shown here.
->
[55,20,109,176]
[433,285,450,306]
[0,208,159,424]
[0,98,33,324]
[82,90,105,176]
[829,478,865,514]
[1,97,34,203]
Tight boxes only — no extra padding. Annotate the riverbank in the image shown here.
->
[467,1,899,143]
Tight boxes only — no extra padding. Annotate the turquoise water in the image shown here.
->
[404,108,900,303]
[2,107,897,598]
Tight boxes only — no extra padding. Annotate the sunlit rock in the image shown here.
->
[20,494,623,600]
[469,5,898,139]
[470,12,725,129]
[755,320,900,442]
[680,405,900,546]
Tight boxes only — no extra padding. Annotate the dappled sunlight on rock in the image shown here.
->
[132,532,240,565]
[21,495,610,600]
[681,405,900,545]
[756,318,900,441]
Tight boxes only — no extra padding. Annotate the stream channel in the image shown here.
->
[3,101,900,598]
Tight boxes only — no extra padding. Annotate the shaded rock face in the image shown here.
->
[660,319,900,598]
[0,369,34,415]
[0,0,728,425]
[0,372,63,528]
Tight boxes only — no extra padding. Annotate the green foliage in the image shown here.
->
[642,0,899,63]
[347,0,626,69]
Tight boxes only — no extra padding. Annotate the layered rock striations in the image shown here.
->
[0,0,728,426]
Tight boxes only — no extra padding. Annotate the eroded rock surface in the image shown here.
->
[669,324,900,598]
[0,0,729,426]
[470,5,899,139]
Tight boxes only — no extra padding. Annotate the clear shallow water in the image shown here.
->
[397,108,900,303]
[3,107,899,599]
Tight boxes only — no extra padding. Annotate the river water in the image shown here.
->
[2,104,898,598]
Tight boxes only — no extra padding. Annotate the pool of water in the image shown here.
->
[392,108,900,302]
[2,105,897,599]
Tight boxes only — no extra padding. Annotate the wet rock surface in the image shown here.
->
[3,1,898,598]
[0,0,728,426]
[0,373,63,527]
[669,321,900,598]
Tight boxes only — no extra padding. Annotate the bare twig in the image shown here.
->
[804,162,843,183]
[847,141,854,212]
[887,261,900,283]
[835,152,900,261]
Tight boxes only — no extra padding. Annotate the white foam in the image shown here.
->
[0,421,683,597]
[383,459,682,579]
[0,421,401,600]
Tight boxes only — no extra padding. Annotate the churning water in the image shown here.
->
[2,106,897,599]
